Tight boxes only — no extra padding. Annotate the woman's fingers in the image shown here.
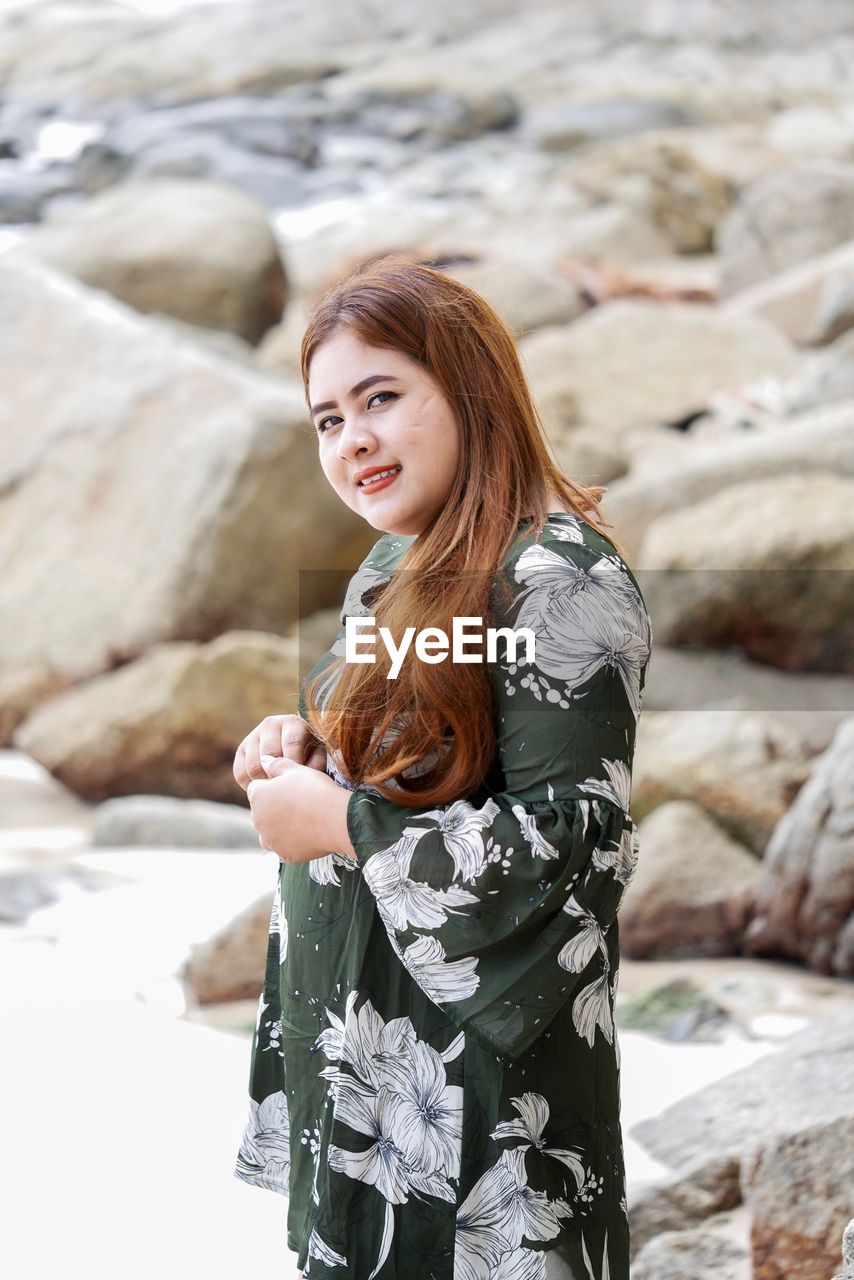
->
[234,715,324,790]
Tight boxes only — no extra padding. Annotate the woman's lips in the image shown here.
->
[359,466,402,494]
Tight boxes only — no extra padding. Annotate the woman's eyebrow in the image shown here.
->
[310,374,402,418]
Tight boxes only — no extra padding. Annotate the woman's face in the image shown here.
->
[307,328,461,537]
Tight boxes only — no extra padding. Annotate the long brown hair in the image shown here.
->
[300,251,627,807]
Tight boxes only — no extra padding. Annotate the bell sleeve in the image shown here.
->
[345,532,653,1061]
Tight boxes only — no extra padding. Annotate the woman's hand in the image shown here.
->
[233,713,326,791]
[247,757,356,864]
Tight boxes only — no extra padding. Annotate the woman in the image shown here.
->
[232,253,653,1280]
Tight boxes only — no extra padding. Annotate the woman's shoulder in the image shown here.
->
[499,512,651,629]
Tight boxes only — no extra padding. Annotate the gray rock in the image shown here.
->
[639,473,854,673]
[631,1221,749,1280]
[717,161,854,298]
[742,1115,854,1280]
[601,400,854,564]
[620,801,761,960]
[630,1004,854,1177]
[92,795,258,848]
[743,716,854,977]
[182,888,276,1005]
[0,258,372,739]
[631,709,813,857]
[519,299,799,438]
[522,97,697,150]
[13,631,302,804]
[629,1154,742,1261]
[8,177,289,342]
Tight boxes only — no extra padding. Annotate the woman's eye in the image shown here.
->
[315,391,397,435]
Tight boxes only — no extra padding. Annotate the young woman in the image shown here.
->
[232,254,653,1280]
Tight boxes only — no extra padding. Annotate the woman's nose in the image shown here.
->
[337,418,375,461]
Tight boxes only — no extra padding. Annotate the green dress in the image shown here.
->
[234,512,653,1280]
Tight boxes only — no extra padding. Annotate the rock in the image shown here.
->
[0,257,371,739]
[92,795,259,848]
[288,607,343,680]
[831,1219,854,1280]
[444,256,583,335]
[631,1221,750,1280]
[765,105,854,162]
[519,299,799,438]
[619,801,761,960]
[630,1004,854,1178]
[0,855,101,924]
[182,888,275,1004]
[0,162,76,224]
[522,97,697,150]
[74,96,319,195]
[554,202,673,266]
[742,717,854,977]
[716,161,854,298]
[255,300,311,378]
[638,473,854,673]
[628,1154,742,1259]
[0,0,341,105]
[619,977,749,1043]
[9,178,288,343]
[742,1115,854,1280]
[601,401,854,564]
[722,239,854,345]
[638,645,854,759]
[571,135,734,254]
[725,328,854,425]
[12,631,302,804]
[120,136,314,212]
[551,430,629,488]
[631,709,811,855]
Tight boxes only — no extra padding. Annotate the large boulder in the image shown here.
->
[0,257,371,740]
[743,717,854,977]
[721,238,854,346]
[716,161,854,298]
[742,1116,854,1280]
[9,178,288,343]
[638,473,854,673]
[620,800,762,960]
[93,795,259,848]
[182,889,276,1004]
[519,299,799,437]
[630,1004,854,1180]
[12,631,302,804]
[631,710,812,855]
[600,400,854,563]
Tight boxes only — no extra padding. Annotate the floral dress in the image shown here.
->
[234,512,653,1280]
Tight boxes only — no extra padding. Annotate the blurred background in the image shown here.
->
[1,1,853,1277]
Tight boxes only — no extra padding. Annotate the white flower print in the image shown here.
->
[577,758,632,815]
[456,1146,572,1277]
[401,796,501,882]
[308,850,359,887]
[511,806,561,860]
[306,1226,347,1270]
[233,1090,290,1193]
[581,1226,611,1280]
[399,934,481,1003]
[572,969,615,1049]
[511,544,650,720]
[316,995,463,1277]
[558,895,606,974]
[361,832,481,931]
[269,888,288,965]
[491,1093,586,1191]
[590,820,638,889]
